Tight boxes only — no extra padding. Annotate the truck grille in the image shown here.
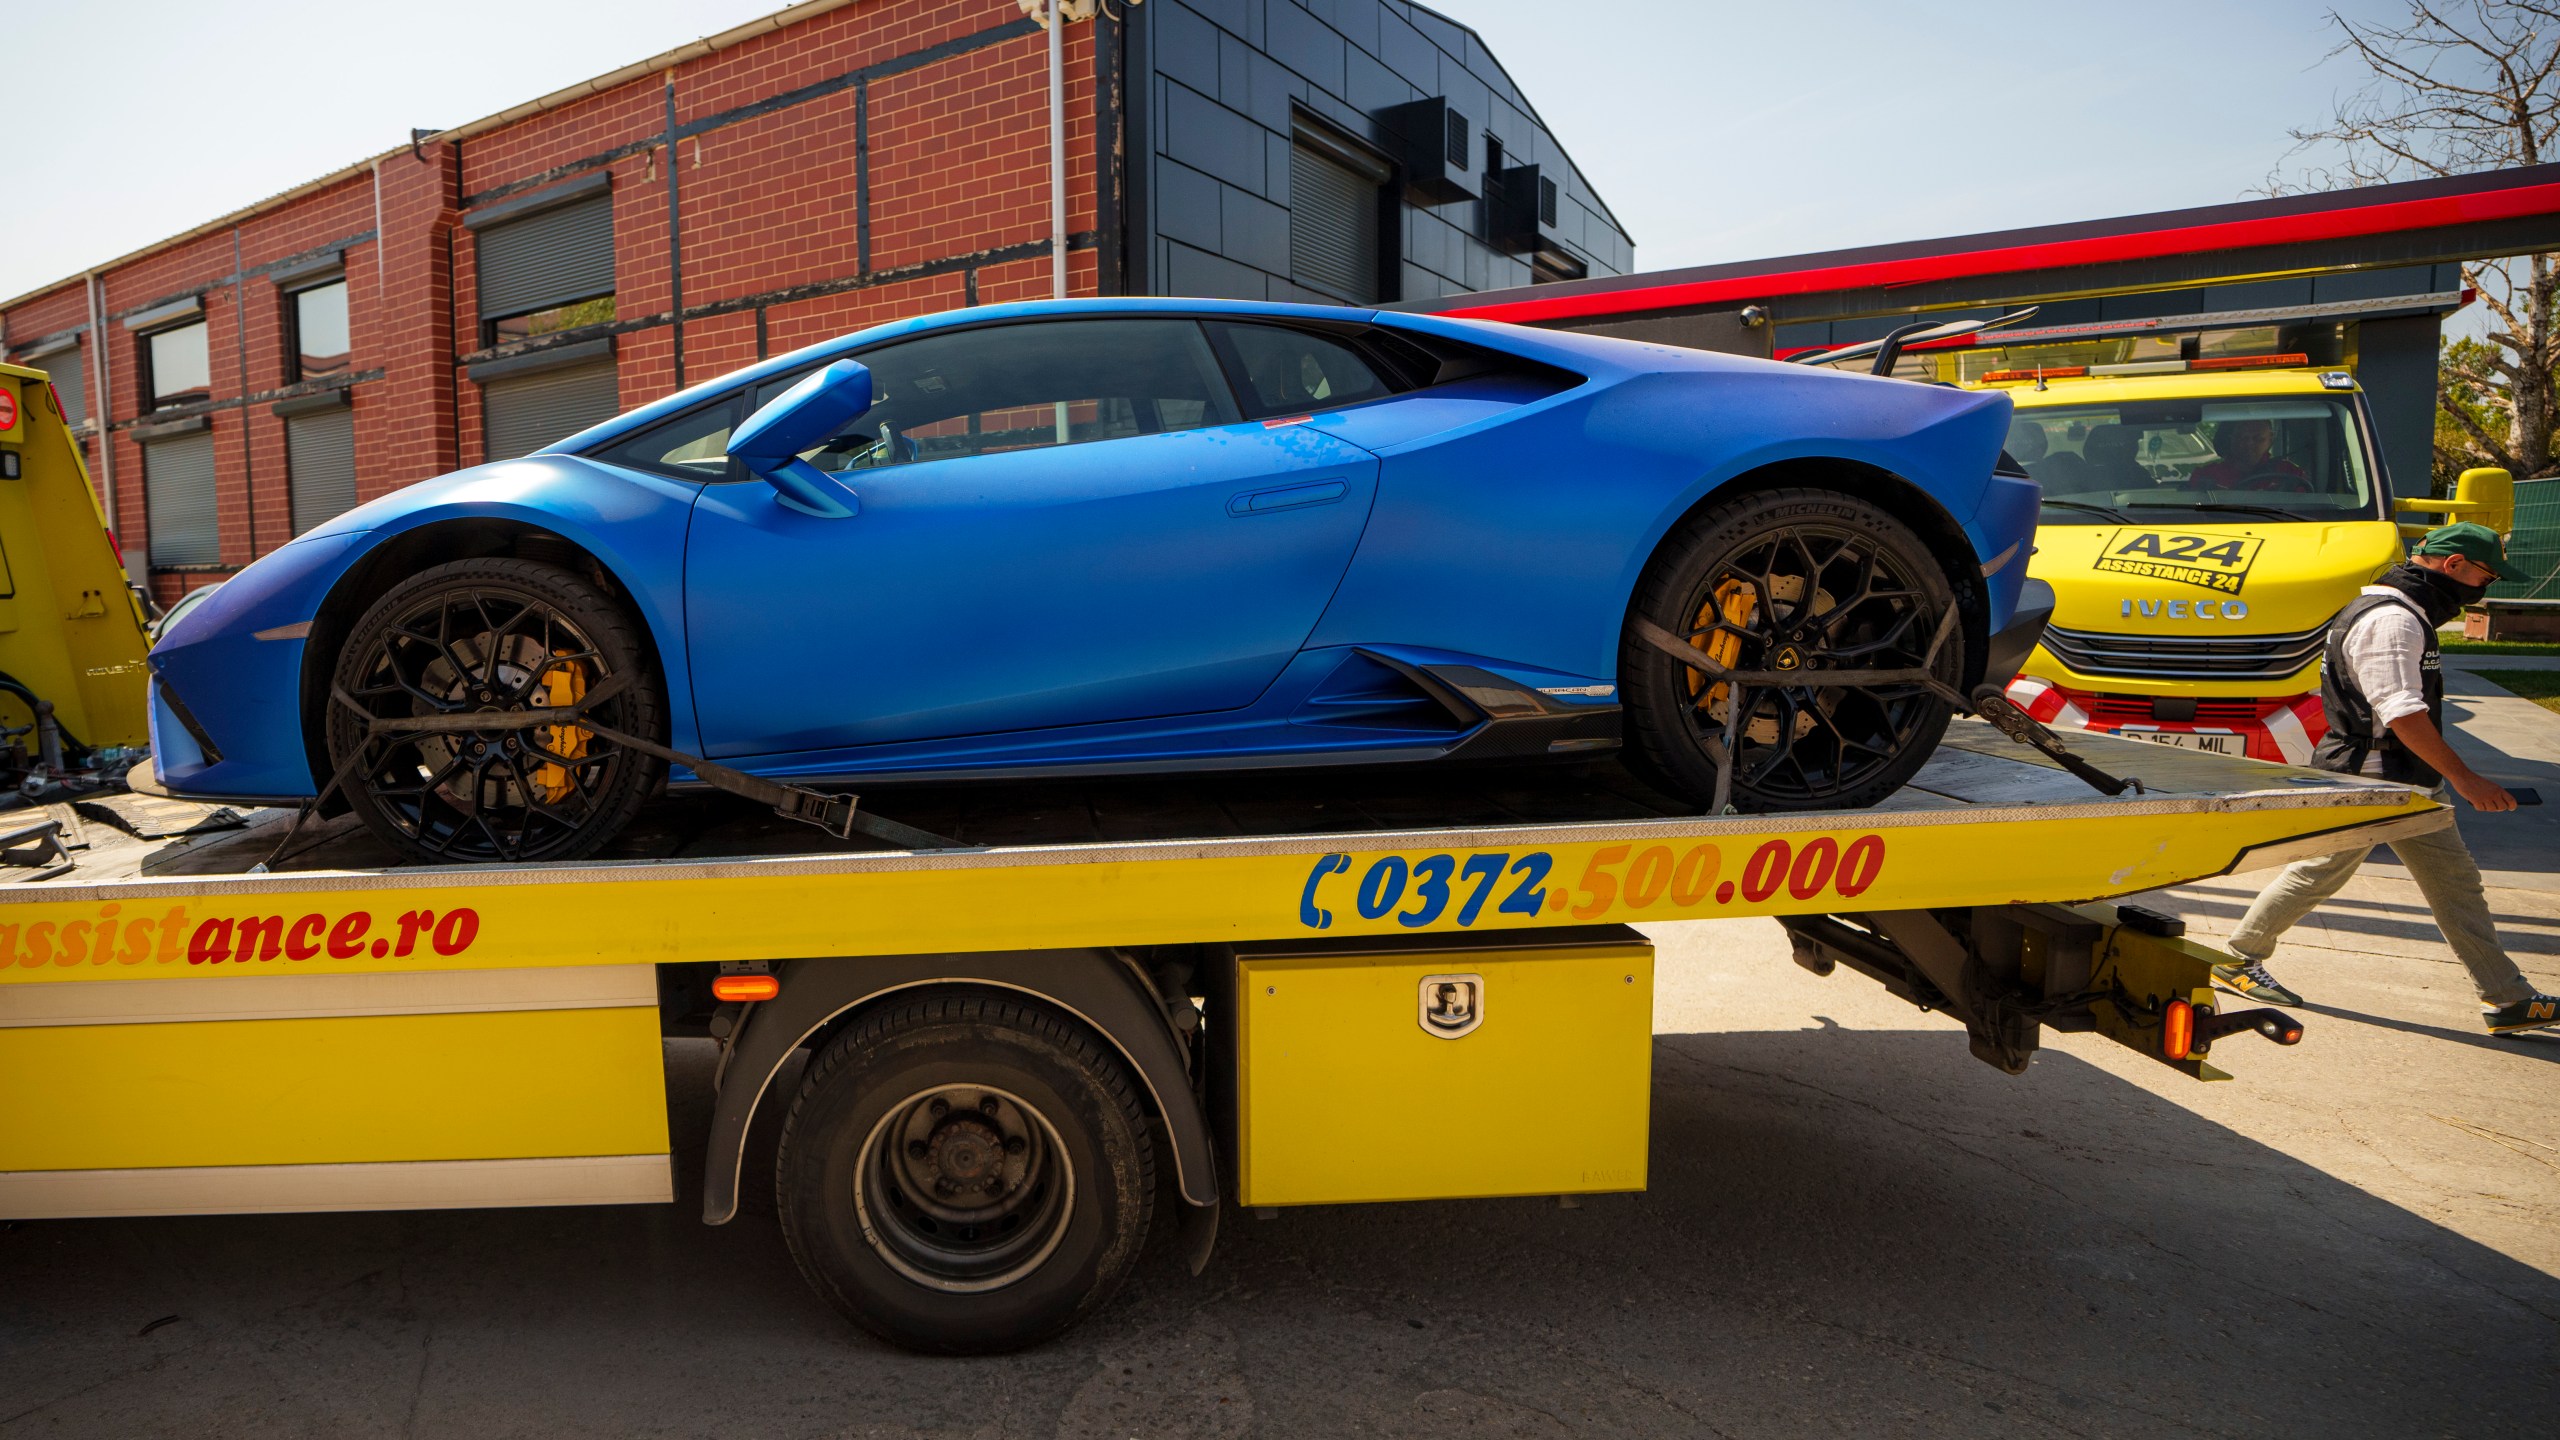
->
[2040,621,2326,682]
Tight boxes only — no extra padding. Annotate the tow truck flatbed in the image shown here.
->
[35,719,2436,889]
[0,724,2442,1351]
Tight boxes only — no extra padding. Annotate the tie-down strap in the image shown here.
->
[324,675,958,851]
[1628,612,2138,800]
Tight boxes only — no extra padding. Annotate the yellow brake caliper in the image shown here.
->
[534,653,590,803]
[1688,580,1757,716]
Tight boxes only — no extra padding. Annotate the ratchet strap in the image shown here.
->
[315,679,959,853]
[1631,614,2139,799]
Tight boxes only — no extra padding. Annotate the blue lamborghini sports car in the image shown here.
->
[144,298,2044,864]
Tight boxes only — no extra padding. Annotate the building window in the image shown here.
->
[475,190,616,347]
[144,431,221,566]
[483,358,621,461]
[22,344,83,426]
[286,406,358,535]
[290,280,350,380]
[144,320,210,410]
[1288,125,1393,305]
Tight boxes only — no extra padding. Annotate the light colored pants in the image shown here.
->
[2226,794,2536,1008]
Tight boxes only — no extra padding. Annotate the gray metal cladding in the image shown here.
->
[144,431,220,566]
[475,194,615,320]
[286,406,358,536]
[482,360,620,461]
[1141,0,1633,304]
[1289,142,1382,303]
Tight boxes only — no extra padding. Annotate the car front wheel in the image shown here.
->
[325,556,662,864]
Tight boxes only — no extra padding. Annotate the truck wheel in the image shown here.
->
[775,990,1156,1354]
[327,557,662,864]
[1621,487,1960,811]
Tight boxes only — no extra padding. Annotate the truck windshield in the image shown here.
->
[2006,397,2377,524]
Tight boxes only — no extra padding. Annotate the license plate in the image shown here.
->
[2113,726,2244,756]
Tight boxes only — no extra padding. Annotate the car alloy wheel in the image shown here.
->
[1622,487,1960,813]
[1676,519,1953,806]
[329,559,658,864]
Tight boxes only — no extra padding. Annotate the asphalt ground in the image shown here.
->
[2,677,2554,1438]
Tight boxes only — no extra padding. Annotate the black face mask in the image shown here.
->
[2378,562,2485,627]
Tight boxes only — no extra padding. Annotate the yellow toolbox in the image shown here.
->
[1234,926,1654,1207]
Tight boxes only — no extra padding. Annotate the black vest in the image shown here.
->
[2311,591,2444,785]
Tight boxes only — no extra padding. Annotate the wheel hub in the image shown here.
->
[857,1084,1074,1293]
[926,1116,1009,1191]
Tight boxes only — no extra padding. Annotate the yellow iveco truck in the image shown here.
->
[1976,352,2511,763]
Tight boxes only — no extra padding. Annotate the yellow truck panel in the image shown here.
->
[0,360,151,749]
[0,1004,669,1172]
[0,781,2440,988]
[1235,935,1654,1205]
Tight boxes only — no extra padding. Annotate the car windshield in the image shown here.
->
[2006,396,2379,523]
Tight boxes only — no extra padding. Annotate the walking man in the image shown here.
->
[2214,523,2560,1037]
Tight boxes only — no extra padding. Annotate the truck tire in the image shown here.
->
[326,557,662,864]
[775,989,1156,1354]
[1621,487,1960,811]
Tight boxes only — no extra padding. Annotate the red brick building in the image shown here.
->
[1,0,1626,606]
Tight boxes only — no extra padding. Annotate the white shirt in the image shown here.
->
[2338,585,2433,775]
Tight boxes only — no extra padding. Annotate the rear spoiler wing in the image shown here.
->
[1786,307,2039,377]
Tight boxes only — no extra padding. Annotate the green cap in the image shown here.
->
[2412,521,2528,582]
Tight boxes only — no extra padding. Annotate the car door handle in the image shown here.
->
[1228,479,1349,516]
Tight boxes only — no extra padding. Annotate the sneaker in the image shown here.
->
[2212,961,2303,1008]
[2484,994,2560,1036]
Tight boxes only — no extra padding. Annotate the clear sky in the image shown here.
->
[2,0,2410,304]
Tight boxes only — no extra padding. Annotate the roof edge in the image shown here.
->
[2,157,388,316]
[1397,0,1630,241]
[425,0,865,149]
[1,0,865,318]
[1428,164,2560,321]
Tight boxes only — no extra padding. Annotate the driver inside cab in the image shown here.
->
[2186,418,2308,492]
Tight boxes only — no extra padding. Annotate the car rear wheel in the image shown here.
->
[326,557,662,864]
[1621,488,1961,812]
[775,990,1155,1354]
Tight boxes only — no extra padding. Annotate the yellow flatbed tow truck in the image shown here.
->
[0,714,2441,1351]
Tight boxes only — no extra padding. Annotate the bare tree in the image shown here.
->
[2273,2,2560,479]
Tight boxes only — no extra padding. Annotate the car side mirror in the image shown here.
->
[727,359,873,518]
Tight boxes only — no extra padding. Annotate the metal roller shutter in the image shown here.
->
[30,348,83,425]
[145,432,220,566]
[286,406,358,535]
[1290,141,1386,304]
[476,194,615,320]
[483,360,620,461]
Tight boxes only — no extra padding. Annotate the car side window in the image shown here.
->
[1204,322,1397,418]
[587,396,742,480]
[767,319,1245,472]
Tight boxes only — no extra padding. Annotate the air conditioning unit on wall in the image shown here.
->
[1487,163,1559,255]
[1374,97,1480,205]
